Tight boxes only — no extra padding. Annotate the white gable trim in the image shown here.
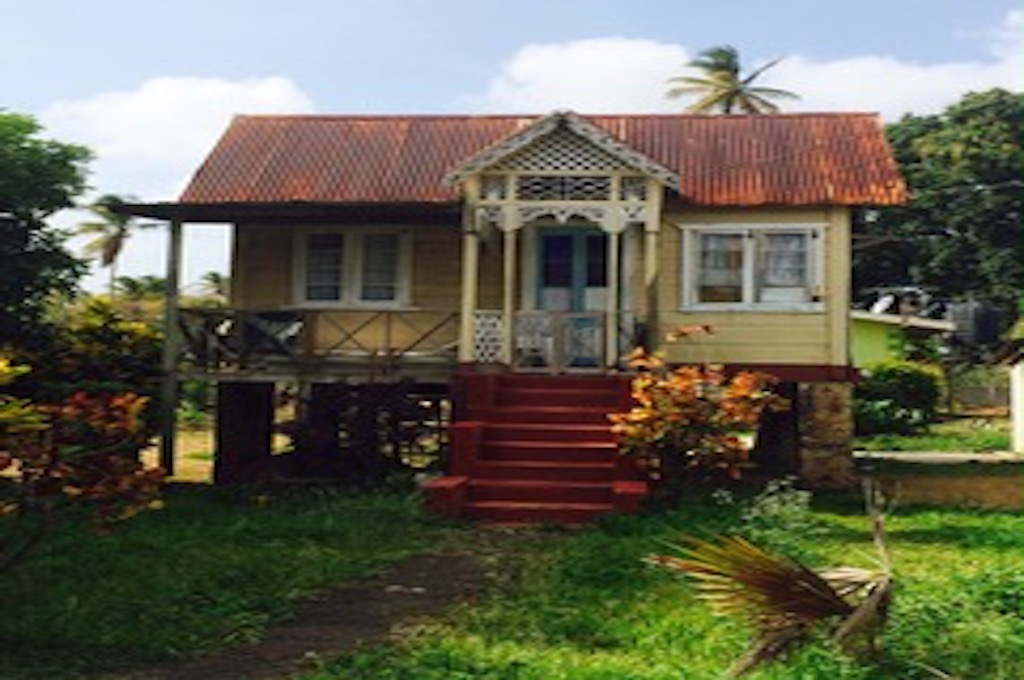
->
[443,111,680,191]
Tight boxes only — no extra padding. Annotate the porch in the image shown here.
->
[175,307,643,381]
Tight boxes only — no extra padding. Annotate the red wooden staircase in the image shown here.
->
[425,374,648,523]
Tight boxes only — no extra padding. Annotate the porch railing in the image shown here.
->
[178,308,460,372]
[473,309,641,372]
[179,307,641,375]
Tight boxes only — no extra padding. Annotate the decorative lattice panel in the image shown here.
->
[619,176,648,201]
[493,127,629,172]
[480,175,507,200]
[515,175,611,201]
[473,310,504,363]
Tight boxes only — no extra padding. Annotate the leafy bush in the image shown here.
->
[0,359,165,573]
[855,361,942,435]
[610,351,789,489]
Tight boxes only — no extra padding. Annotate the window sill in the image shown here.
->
[679,303,826,314]
[287,301,414,312]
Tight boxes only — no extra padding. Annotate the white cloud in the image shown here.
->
[40,76,316,291]
[460,37,688,113]
[42,76,315,200]
[466,10,1023,120]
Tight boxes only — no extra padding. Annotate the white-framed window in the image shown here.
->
[294,228,411,307]
[679,224,825,310]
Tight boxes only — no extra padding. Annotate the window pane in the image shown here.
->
[306,233,343,301]
[758,233,809,302]
[698,233,743,302]
[361,233,400,301]
[542,235,572,287]
[585,234,607,287]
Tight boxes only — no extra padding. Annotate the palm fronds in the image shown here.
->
[666,44,799,114]
[649,482,895,677]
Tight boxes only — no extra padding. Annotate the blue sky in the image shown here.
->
[3,0,1021,289]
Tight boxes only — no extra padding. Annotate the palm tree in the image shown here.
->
[667,45,800,114]
[77,194,155,296]
[200,271,230,300]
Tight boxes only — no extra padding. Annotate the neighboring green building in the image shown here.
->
[850,310,955,368]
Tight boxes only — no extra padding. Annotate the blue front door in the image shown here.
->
[538,229,608,312]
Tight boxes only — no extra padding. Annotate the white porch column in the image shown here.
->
[602,212,627,368]
[159,219,183,475]
[1011,360,1024,453]
[643,179,663,351]
[457,208,481,363]
[499,206,522,365]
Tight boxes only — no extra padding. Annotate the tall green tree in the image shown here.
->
[0,113,91,344]
[854,89,1024,311]
[667,45,800,114]
[76,194,155,296]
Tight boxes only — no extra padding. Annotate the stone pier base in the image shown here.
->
[797,381,857,489]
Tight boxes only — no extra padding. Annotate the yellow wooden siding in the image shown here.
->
[233,223,466,311]
[408,228,462,308]
[231,224,293,308]
[232,223,464,355]
[657,207,848,366]
[476,233,505,309]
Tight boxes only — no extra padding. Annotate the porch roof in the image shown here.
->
[125,112,907,220]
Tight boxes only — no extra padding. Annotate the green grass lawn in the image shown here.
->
[307,490,1024,680]
[0,483,450,679]
[856,416,1011,452]
[2,483,1022,680]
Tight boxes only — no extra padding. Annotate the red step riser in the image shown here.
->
[480,443,617,463]
[470,482,613,504]
[495,389,620,408]
[496,376,626,391]
[468,408,613,425]
[425,374,647,524]
[482,424,615,442]
[472,462,616,483]
[467,502,614,523]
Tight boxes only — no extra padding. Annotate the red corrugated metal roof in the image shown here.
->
[179,113,906,206]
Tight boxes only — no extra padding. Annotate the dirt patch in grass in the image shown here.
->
[100,552,487,680]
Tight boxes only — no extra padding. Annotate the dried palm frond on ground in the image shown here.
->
[649,482,895,677]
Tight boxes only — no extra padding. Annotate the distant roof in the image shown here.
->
[851,310,956,333]
[165,112,906,214]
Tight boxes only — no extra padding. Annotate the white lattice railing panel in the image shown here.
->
[561,314,604,370]
[513,312,557,371]
[473,310,504,363]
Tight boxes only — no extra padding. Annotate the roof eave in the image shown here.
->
[113,200,462,223]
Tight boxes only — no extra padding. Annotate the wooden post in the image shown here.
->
[457,215,480,363]
[457,177,481,364]
[500,209,519,365]
[605,227,622,368]
[1011,360,1024,453]
[159,219,183,475]
[643,180,662,353]
[214,382,275,484]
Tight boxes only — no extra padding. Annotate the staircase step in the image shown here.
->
[496,375,625,391]
[483,423,615,442]
[473,460,617,482]
[481,440,618,462]
[469,480,613,504]
[469,406,614,424]
[466,500,615,523]
[495,387,621,408]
